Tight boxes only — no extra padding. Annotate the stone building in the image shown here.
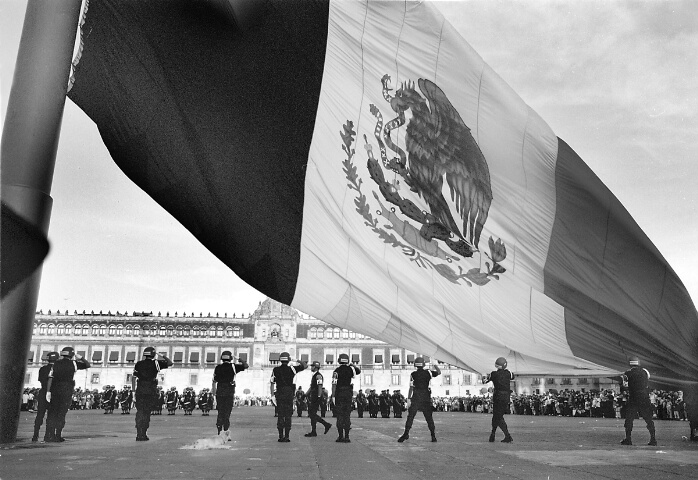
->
[26,298,615,396]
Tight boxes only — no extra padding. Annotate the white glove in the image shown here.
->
[46,392,51,403]
[132,393,136,403]
[405,399,411,409]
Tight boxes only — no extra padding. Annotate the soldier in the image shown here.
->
[331,353,360,443]
[120,385,133,414]
[482,357,514,443]
[320,387,329,417]
[355,389,367,418]
[269,352,307,442]
[132,346,172,441]
[397,357,440,443]
[368,389,379,418]
[198,388,210,415]
[392,390,405,418]
[45,347,91,442]
[182,387,196,415]
[32,351,59,442]
[379,390,391,418]
[211,351,248,440]
[166,387,179,414]
[295,386,307,417]
[620,356,657,446]
[304,361,332,437]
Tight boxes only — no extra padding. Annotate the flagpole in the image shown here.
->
[0,0,82,443]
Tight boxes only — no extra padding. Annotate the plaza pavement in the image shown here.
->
[1,407,696,479]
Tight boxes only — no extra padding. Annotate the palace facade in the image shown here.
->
[26,298,615,396]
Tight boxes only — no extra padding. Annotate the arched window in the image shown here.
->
[116,324,123,335]
[91,325,99,336]
[217,326,223,337]
[309,327,316,339]
[33,324,38,335]
[176,326,183,337]
[65,324,73,336]
[233,326,241,338]
[39,324,47,335]
[342,329,349,339]
[82,324,89,335]
[225,326,233,337]
[349,331,355,339]
[160,326,166,336]
[47,324,55,335]
[167,326,174,336]
[333,328,340,339]
[133,325,141,336]
[125,325,132,336]
[99,324,107,336]
[183,326,190,336]
[108,325,116,336]
[57,324,65,335]
[326,328,333,339]
[209,326,216,337]
[317,328,324,339]
[193,327,199,337]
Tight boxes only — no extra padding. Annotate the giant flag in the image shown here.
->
[66,0,697,386]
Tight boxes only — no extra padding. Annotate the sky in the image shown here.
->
[2,1,697,319]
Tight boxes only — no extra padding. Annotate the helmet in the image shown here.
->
[143,346,156,358]
[338,353,350,364]
[60,346,74,358]
[47,352,60,362]
[221,350,233,361]
[170,387,176,391]
[495,357,508,369]
[279,352,290,362]
[628,356,640,366]
[414,357,425,367]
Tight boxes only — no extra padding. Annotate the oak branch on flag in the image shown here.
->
[66,0,697,387]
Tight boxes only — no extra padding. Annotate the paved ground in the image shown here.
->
[1,407,696,479]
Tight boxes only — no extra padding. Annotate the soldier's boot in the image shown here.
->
[277,427,285,442]
[304,429,317,437]
[336,430,344,442]
[43,427,54,442]
[31,426,40,442]
[647,425,657,446]
[343,428,351,443]
[501,435,513,443]
[397,429,410,443]
[488,429,496,443]
[620,428,632,445]
[142,429,149,441]
[430,430,437,443]
[323,422,332,434]
[283,427,291,442]
[55,428,65,442]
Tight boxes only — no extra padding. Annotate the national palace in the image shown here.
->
[26,298,616,396]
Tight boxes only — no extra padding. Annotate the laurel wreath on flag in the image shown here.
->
[341,120,506,287]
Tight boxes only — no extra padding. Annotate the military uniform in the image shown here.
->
[45,347,90,442]
[32,352,59,442]
[620,357,656,446]
[295,386,307,417]
[166,388,179,414]
[212,353,248,437]
[398,358,440,443]
[484,358,514,443]
[304,362,332,437]
[132,349,171,441]
[270,353,307,442]
[332,355,360,443]
[368,390,379,418]
[356,390,367,418]
[392,390,405,418]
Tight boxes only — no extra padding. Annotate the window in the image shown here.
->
[116,325,123,335]
[57,324,65,335]
[28,351,34,363]
[374,354,383,364]
[109,351,119,363]
[269,352,280,364]
[546,378,555,385]
[91,373,100,384]
[357,333,364,340]
[190,352,200,364]
[349,331,356,339]
[317,329,324,339]
[300,353,309,363]
[333,328,340,339]
[391,354,400,364]
[183,326,190,336]
[364,374,373,385]
[463,374,472,384]
[217,327,223,337]
[561,378,572,385]
[443,374,451,385]
[391,374,400,385]
[325,328,333,339]
[125,374,133,383]
[125,325,132,336]
[206,352,216,363]
[193,327,199,337]
[143,325,150,336]
[309,327,316,339]
[160,326,166,336]
[65,325,73,336]
[190,374,198,385]
[41,350,51,361]
[342,329,349,339]
[407,354,415,364]
[233,326,240,338]
[77,350,86,359]
[173,352,183,363]
[47,324,55,335]
[167,326,174,337]
[39,324,47,335]
[578,378,588,385]
[225,327,232,337]
[133,325,140,336]
[209,327,216,337]
[126,352,136,363]
[176,326,183,336]
[25,373,31,384]
[92,351,103,363]
[351,354,360,364]
[325,354,334,365]
[238,352,248,362]
[99,325,106,335]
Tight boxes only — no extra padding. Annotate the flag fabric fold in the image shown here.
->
[67,0,697,386]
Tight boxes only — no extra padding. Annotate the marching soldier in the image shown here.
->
[398,357,440,443]
[120,385,133,414]
[379,390,391,418]
[295,386,307,417]
[270,352,307,442]
[304,361,332,437]
[132,346,172,441]
[392,390,405,418]
[198,388,210,415]
[32,351,59,442]
[45,347,91,442]
[355,389,367,418]
[483,356,514,443]
[182,387,196,414]
[368,389,380,418]
[620,356,657,446]
[320,387,329,417]
[211,351,248,440]
[331,353,360,443]
[166,387,179,414]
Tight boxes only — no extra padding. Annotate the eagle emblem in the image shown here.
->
[341,75,507,286]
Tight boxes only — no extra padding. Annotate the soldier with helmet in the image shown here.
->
[482,356,514,443]
[44,346,91,442]
[331,353,361,443]
[166,386,179,414]
[269,352,307,442]
[211,350,248,440]
[32,351,59,442]
[620,356,657,446]
[398,356,440,443]
[304,361,332,438]
[132,346,172,441]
